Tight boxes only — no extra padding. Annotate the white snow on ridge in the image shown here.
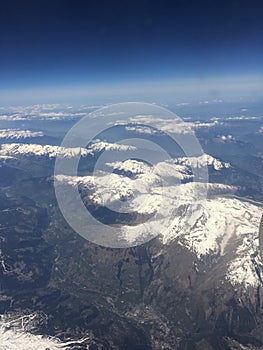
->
[226,116,258,121]
[0,313,89,350]
[127,116,194,135]
[125,125,161,135]
[165,197,260,254]
[106,159,151,174]
[0,103,92,121]
[0,112,83,121]
[163,192,262,288]
[89,140,136,152]
[0,140,137,159]
[106,154,228,180]
[153,161,192,180]
[118,116,220,136]
[0,143,90,158]
[55,153,233,212]
[105,158,191,181]
[0,129,44,139]
[0,155,13,161]
[174,154,230,170]
[0,327,66,350]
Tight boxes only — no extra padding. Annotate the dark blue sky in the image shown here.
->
[1,0,263,104]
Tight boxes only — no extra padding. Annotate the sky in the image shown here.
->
[1,0,263,105]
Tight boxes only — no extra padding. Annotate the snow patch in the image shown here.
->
[174,154,230,170]
[0,313,89,350]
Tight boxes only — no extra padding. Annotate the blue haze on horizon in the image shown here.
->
[0,0,263,106]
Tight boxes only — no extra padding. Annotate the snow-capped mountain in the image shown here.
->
[55,154,262,288]
[0,143,89,158]
[0,129,44,139]
[0,140,136,159]
[167,196,262,288]
[172,153,231,170]
[55,154,233,211]
[123,115,221,135]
